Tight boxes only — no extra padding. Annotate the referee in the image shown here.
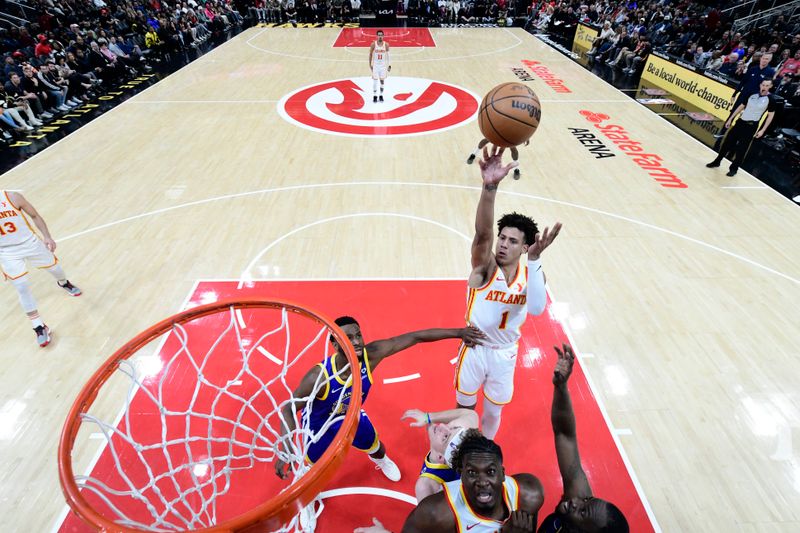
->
[706,79,777,177]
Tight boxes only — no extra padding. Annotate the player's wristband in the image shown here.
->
[426,413,431,425]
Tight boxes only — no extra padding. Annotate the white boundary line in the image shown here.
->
[720,186,769,189]
[319,486,417,506]
[257,346,284,366]
[52,182,798,286]
[51,280,202,533]
[547,284,663,532]
[383,373,421,384]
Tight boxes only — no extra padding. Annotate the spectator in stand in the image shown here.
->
[55,56,93,102]
[775,50,800,82]
[4,56,23,79]
[621,35,651,75]
[706,50,724,72]
[732,41,746,59]
[5,72,45,126]
[587,21,615,57]
[693,46,711,69]
[3,74,41,129]
[1,84,37,132]
[20,64,54,119]
[38,62,78,110]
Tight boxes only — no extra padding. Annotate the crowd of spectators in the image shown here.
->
[0,0,252,142]
[527,0,799,97]
[1,0,798,145]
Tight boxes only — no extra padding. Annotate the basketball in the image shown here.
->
[478,83,542,148]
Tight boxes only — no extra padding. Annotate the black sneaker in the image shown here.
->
[726,169,737,177]
[34,325,51,347]
[706,161,721,168]
[373,96,378,103]
[58,280,82,296]
[379,95,384,102]
[466,154,476,164]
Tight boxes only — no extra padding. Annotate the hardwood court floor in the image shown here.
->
[0,27,798,532]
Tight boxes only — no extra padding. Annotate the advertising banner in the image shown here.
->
[641,53,736,120]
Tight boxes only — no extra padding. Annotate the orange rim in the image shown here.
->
[58,297,361,532]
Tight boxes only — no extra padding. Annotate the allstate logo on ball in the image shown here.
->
[278,77,480,137]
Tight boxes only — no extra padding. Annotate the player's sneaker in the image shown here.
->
[379,95,384,102]
[370,455,401,482]
[513,168,521,180]
[466,153,476,164]
[34,325,51,347]
[373,96,378,103]
[58,280,82,296]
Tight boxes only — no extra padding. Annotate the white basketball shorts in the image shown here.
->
[372,65,388,80]
[453,342,518,405]
[0,237,57,280]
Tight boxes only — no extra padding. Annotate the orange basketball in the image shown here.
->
[478,83,542,148]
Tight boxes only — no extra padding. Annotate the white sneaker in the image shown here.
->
[68,98,81,105]
[370,455,401,482]
[41,111,53,119]
[30,119,43,126]
[58,105,70,111]
[22,124,34,131]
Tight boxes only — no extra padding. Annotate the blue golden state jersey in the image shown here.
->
[307,349,373,429]
[419,453,460,485]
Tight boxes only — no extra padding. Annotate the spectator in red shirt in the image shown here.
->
[775,50,800,81]
[34,35,53,59]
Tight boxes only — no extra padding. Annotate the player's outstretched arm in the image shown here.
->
[551,344,592,499]
[9,191,56,251]
[366,326,486,369]
[471,146,518,282]
[274,365,323,479]
[525,222,562,316]
[402,408,479,429]
[369,41,374,69]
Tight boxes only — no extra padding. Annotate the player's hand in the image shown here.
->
[755,130,764,138]
[401,409,428,427]
[274,458,289,479]
[354,517,392,533]
[724,119,732,129]
[43,237,56,252]
[460,325,487,347]
[527,222,562,261]
[553,343,575,386]
[478,145,518,186]
[500,510,535,532]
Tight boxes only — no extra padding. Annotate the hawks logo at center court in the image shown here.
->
[278,77,480,137]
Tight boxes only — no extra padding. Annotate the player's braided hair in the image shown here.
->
[450,429,503,474]
[498,212,539,245]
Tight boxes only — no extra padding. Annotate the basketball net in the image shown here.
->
[60,301,360,532]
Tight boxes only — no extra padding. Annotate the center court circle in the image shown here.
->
[277,76,480,137]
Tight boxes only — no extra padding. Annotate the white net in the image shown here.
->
[65,303,358,532]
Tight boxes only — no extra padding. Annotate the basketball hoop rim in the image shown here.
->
[58,297,361,532]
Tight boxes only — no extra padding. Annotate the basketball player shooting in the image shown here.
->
[275,316,486,482]
[369,30,391,103]
[538,344,629,533]
[455,145,562,440]
[0,190,82,347]
[401,407,480,502]
[354,428,544,532]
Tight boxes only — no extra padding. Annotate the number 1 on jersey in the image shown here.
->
[498,310,509,330]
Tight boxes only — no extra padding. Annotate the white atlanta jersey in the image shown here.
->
[465,257,528,347]
[0,191,37,247]
[372,42,388,67]
[443,476,520,532]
